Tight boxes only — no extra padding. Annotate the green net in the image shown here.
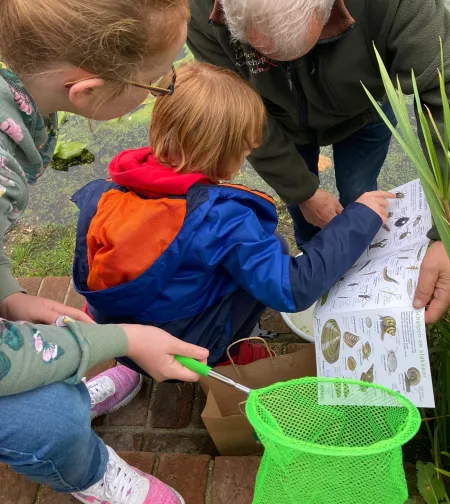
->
[245,377,421,504]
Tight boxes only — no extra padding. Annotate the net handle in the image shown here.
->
[226,337,276,372]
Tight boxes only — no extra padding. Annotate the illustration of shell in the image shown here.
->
[407,367,421,386]
[362,342,372,360]
[347,356,357,371]
[379,316,396,340]
[407,278,413,300]
[343,332,360,348]
[321,319,341,364]
[386,349,398,373]
[404,373,411,393]
[334,382,350,398]
[320,291,329,306]
[365,317,372,328]
[360,364,374,383]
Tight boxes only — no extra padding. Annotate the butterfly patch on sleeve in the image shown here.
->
[33,330,65,362]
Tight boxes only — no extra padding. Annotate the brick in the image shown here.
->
[17,277,42,296]
[85,360,116,381]
[107,378,152,426]
[191,385,207,429]
[100,432,143,452]
[151,382,194,428]
[120,451,156,474]
[286,342,313,354]
[143,431,217,456]
[0,465,39,504]
[157,454,210,504]
[260,308,291,334]
[38,487,78,504]
[212,457,261,504]
[38,276,70,303]
[267,342,284,356]
[65,282,86,310]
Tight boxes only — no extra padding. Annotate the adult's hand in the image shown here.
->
[0,292,94,324]
[413,241,450,323]
[122,324,209,382]
[299,188,343,228]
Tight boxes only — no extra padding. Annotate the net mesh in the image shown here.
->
[245,377,421,504]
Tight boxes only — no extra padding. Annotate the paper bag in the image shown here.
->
[200,342,317,456]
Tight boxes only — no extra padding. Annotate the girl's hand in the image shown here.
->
[122,324,209,382]
[0,292,94,324]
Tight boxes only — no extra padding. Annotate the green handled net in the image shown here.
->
[245,377,421,504]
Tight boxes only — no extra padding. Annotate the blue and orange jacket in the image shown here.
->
[72,147,382,363]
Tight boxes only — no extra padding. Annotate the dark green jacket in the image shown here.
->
[188,0,450,204]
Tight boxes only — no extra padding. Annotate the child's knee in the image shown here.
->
[0,382,92,460]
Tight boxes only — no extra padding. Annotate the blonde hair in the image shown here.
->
[0,0,189,81]
[150,63,266,181]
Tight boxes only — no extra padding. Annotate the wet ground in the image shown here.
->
[25,46,419,226]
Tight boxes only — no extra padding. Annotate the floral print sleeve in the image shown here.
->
[0,66,57,301]
[0,317,127,396]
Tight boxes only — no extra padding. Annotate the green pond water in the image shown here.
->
[26,45,419,226]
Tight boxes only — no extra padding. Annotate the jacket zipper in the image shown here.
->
[282,24,355,142]
[284,60,315,143]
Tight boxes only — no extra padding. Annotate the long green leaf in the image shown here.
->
[438,38,450,198]
[364,42,450,259]
[364,82,440,195]
[425,105,449,165]
[397,74,427,161]
[438,70,450,198]
[435,467,450,477]
[362,84,426,170]
[372,46,420,146]
[411,71,444,191]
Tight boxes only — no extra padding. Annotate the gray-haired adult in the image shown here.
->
[187,0,450,323]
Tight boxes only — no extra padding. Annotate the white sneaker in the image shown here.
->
[73,446,185,504]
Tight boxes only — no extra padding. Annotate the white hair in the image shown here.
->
[221,0,335,60]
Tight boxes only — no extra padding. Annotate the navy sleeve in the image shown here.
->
[196,201,382,312]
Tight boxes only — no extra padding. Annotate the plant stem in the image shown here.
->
[442,197,450,224]
[421,408,435,446]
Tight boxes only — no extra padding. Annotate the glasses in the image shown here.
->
[64,65,177,96]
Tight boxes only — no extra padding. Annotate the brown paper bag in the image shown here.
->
[200,341,317,456]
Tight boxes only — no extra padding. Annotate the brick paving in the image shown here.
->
[0,277,424,503]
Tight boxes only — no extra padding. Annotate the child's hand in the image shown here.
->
[0,292,94,324]
[122,324,209,382]
[356,191,396,224]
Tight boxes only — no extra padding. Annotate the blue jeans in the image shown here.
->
[0,382,108,492]
[287,102,397,247]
